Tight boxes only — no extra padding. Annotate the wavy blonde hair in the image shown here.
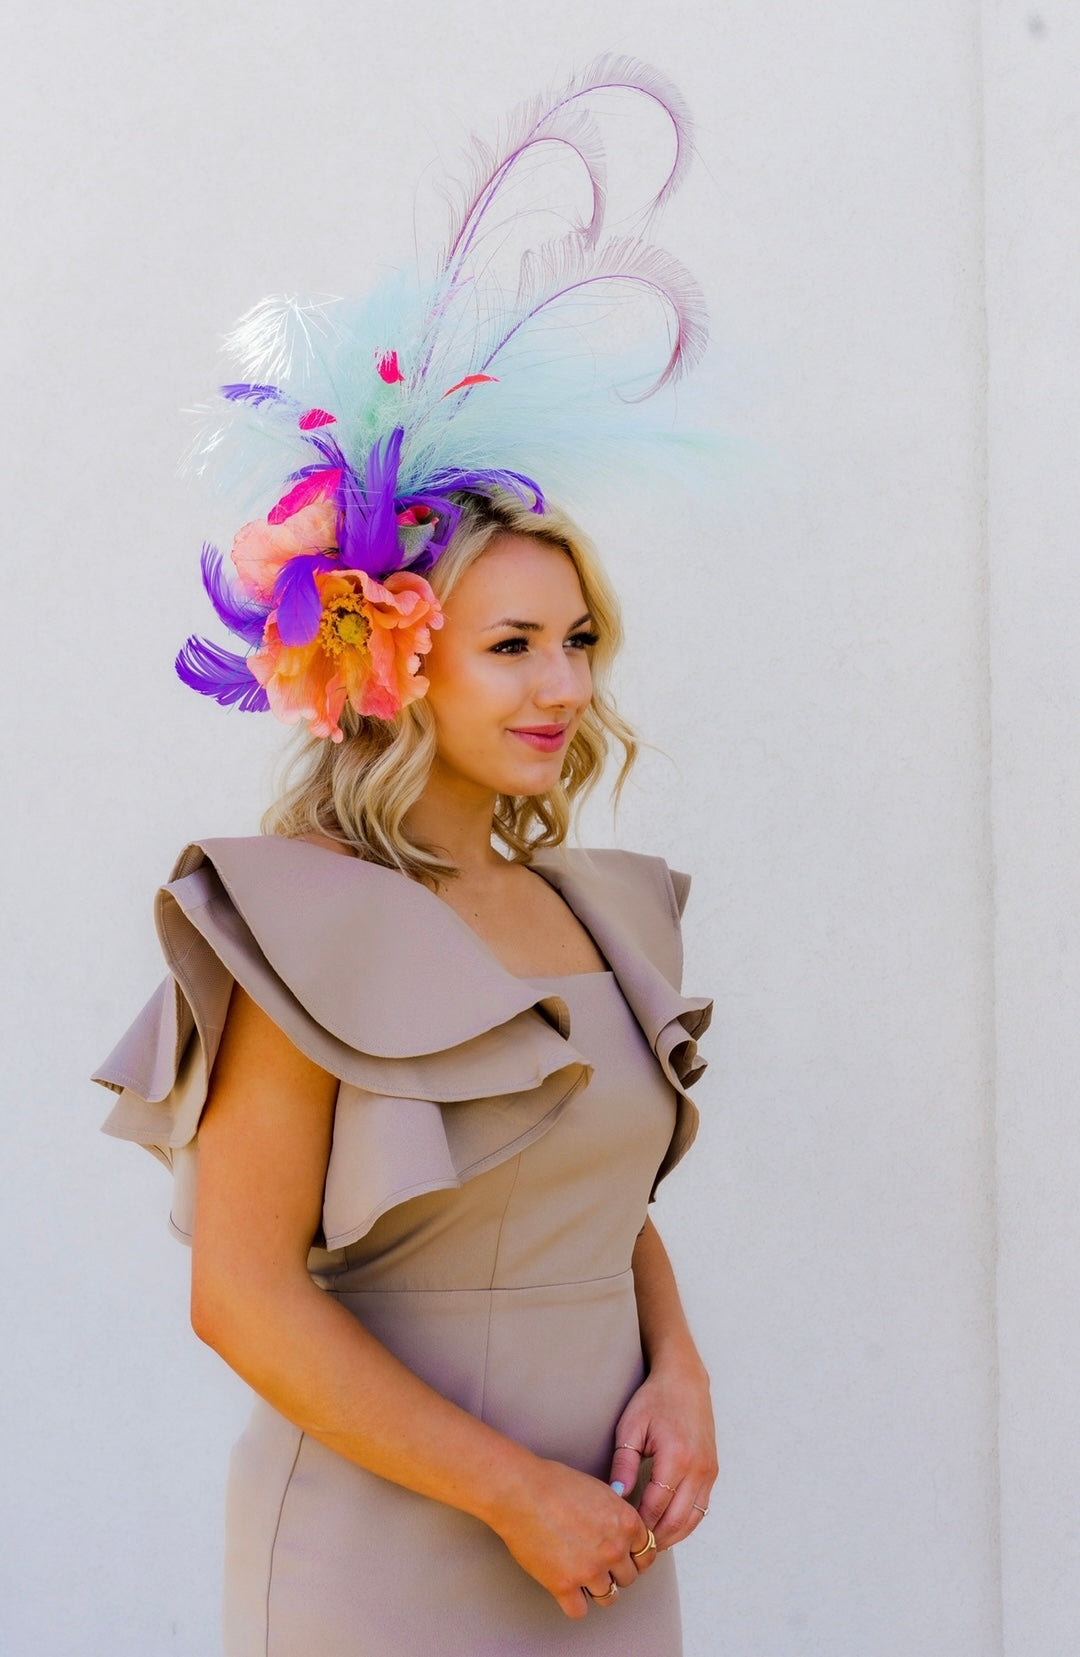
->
[262,491,637,881]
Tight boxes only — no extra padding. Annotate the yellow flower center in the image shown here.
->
[319,593,370,657]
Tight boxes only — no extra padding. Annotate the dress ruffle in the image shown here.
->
[94,837,711,1251]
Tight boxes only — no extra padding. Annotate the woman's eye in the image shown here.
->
[490,630,597,655]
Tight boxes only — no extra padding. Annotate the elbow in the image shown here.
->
[189,1271,231,1351]
[189,1249,312,1359]
[189,1251,257,1354]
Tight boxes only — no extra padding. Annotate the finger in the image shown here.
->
[637,1474,678,1532]
[608,1440,644,1494]
[655,1475,716,1549]
[557,1589,588,1620]
[628,1525,659,1574]
[583,1577,619,1608]
[653,1495,694,1549]
[609,1554,640,1590]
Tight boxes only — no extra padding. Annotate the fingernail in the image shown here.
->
[610,1480,626,1496]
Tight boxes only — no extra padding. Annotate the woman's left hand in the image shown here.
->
[608,1354,718,1552]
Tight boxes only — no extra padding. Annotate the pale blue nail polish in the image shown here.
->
[610,1480,626,1496]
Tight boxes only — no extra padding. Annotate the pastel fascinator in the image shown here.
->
[177,55,708,742]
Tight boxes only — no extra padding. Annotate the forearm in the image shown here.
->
[631,1215,708,1378]
[194,1267,535,1534]
[611,1217,718,1543]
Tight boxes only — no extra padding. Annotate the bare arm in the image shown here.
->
[190,984,653,1617]
[607,1217,719,1547]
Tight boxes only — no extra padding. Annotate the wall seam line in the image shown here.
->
[974,6,1006,1655]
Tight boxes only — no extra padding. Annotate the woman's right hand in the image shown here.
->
[492,1457,656,1619]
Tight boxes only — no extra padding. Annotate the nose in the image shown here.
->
[533,641,592,712]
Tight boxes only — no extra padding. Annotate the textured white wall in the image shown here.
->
[3,3,1076,1654]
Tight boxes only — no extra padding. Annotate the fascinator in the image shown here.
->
[177,56,709,742]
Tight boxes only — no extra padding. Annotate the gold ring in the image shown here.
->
[615,1443,639,1452]
[692,1503,709,1516]
[586,1580,618,1601]
[652,1480,677,1494]
[630,1528,657,1561]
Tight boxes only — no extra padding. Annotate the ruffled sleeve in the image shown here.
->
[94,836,712,1250]
[94,838,593,1252]
[526,845,712,1190]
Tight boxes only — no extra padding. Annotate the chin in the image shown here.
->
[492,758,567,798]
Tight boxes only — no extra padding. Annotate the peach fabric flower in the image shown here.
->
[248,567,443,740]
[230,497,339,603]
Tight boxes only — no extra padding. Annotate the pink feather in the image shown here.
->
[377,350,405,384]
[441,373,499,398]
[268,469,342,525]
[298,408,337,430]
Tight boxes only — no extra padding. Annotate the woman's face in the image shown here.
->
[421,532,597,799]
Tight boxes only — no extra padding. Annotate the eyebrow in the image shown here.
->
[484,612,594,633]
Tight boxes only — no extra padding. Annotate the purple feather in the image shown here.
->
[364,428,405,570]
[336,468,370,573]
[338,430,405,578]
[175,638,270,711]
[199,543,269,646]
[272,552,341,647]
[303,431,351,471]
[220,382,286,406]
[425,467,545,511]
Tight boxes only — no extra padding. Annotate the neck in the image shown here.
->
[401,761,505,880]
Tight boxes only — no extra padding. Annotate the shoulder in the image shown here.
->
[163,834,411,919]
[529,844,694,922]
[166,832,366,881]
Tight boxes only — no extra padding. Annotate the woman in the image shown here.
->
[96,60,717,1653]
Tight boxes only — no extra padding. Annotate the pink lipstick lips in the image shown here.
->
[508,724,568,753]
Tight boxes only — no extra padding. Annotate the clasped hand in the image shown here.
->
[607,1356,718,1552]
[497,1357,716,1620]
[497,1458,657,1620]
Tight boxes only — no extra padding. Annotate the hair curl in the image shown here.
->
[262,492,637,881]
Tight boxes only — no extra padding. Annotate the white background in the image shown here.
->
[2,3,1077,1654]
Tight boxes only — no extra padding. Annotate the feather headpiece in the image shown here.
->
[177,55,708,740]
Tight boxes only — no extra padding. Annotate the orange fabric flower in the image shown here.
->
[230,498,339,603]
[248,567,443,740]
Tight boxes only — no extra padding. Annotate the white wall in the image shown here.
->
[983,6,1080,1654]
[3,3,1076,1653]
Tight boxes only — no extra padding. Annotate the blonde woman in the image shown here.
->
[96,62,718,1655]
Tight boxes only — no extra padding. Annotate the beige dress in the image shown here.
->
[94,837,712,1656]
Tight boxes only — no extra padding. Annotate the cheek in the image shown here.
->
[448,654,511,710]
[426,654,514,741]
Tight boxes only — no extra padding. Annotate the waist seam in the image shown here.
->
[324,1266,635,1296]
